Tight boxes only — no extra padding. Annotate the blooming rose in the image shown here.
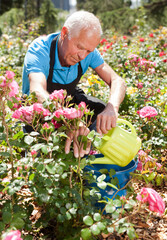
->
[4,230,23,240]
[33,103,51,117]
[53,109,64,118]
[136,159,143,171]
[137,106,158,119]
[63,108,83,119]
[149,33,154,37]
[8,80,19,97]
[51,119,62,129]
[123,35,127,39]
[159,51,166,57]
[42,122,50,129]
[139,38,144,42]
[12,106,33,123]
[49,89,66,101]
[136,188,165,215]
[6,71,15,79]
[137,82,143,89]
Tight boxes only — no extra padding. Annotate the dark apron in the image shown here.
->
[47,35,106,122]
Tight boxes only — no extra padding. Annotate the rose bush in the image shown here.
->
[0,18,166,240]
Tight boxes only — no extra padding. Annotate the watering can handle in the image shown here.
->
[117,118,137,136]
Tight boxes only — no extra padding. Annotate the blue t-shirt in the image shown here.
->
[22,33,104,95]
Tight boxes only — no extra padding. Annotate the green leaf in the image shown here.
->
[93,213,101,222]
[127,227,136,240]
[105,204,116,213]
[0,152,10,157]
[29,173,35,181]
[99,168,108,174]
[83,216,94,226]
[81,228,92,240]
[113,199,122,207]
[107,226,114,233]
[32,143,45,151]
[24,235,33,240]
[90,224,101,235]
[24,135,34,145]
[107,182,118,190]
[11,217,25,229]
[7,100,13,109]
[2,211,12,223]
[87,130,95,140]
[96,222,105,231]
[0,222,5,232]
[109,168,116,177]
[118,227,127,234]
[12,131,24,140]
[97,181,107,190]
[124,203,133,209]
[46,164,56,174]
[65,212,72,220]
[41,145,48,154]
[147,172,156,181]
[97,174,106,182]
[36,164,45,172]
[30,131,39,136]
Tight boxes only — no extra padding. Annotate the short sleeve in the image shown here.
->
[89,48,104,69]
[24,38,50,79]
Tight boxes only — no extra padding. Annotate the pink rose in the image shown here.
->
[136,188,165,215]
[136,159,143,171]
[12,106,33,123]
[0,76,7,87]
[9,80,19,97]
[6,71,15,79]
[156,163,162,170]
[33,103,51,117]
[51,119,62,129]
[42,122,50,129]
[137,106,158,119]
[63,108,83,119]
[53,109,64,118]
[149,33,154,37]
[137,82,143,89]
[123,35,127,39]
[159,51,166,57]
[31,150,37,156]
[4,230,23,240]
[49,89,66,101]
[139,38,144,42]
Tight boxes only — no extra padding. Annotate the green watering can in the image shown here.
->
[92,119,141,167]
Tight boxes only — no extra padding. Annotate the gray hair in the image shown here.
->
[64,10,103,39]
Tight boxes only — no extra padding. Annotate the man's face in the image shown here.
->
[59,28,100,66]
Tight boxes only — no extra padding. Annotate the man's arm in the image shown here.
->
[94,62,126,134]
[29,72,50,103]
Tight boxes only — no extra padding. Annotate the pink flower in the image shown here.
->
[63,108,83,119]
[9,80,19,97]
[4,230,23,240]
[31,150,37,156]
[53,109,64,118]
[156,163,162,170]
[137,159,143,171]
[51,119,62,129]
[12,106,33,123]
[136,188,165,215]
[139,38,144,42]
[149,33,154,37]
[42,122,50,129]
[49,89,66,101]
[159,51,166,57]
[123,35,127,39]
[6,71,15,79]
[0,76,7,87]
[78,101,87,111]
[33,103,51,117]
[137,106,158,119]
[157,88,161,93]
[100,38,108,44]
[89,150,98,155]
[137,82,143,89]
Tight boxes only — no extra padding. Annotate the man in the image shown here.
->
[22,10,126,158]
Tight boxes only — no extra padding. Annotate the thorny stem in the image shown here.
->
[1,99,15,209]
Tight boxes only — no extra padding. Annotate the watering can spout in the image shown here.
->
[95,118,141,167]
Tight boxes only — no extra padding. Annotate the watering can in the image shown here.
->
[92,119,141,167]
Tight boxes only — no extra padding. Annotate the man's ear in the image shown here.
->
[61,26,69,40]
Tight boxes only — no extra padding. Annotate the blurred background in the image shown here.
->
[0,0,167,35]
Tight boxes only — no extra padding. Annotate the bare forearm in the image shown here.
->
[30,88,50,103]
[108,76,126,111]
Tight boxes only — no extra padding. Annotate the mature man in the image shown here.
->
[22,10,126,158]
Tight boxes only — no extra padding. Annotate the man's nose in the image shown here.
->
[78,50,87,60]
